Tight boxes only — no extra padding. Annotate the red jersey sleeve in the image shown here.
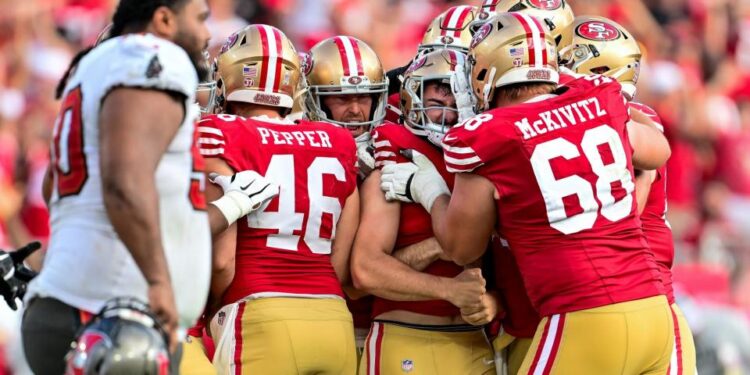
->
[372,124,405,169]
[441,114,499,173]
[197,115,244,172]
[628,101,664,133]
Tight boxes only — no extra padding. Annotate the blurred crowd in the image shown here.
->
[0,0,749,373]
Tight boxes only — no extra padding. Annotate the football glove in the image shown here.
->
[380,149,450,212]
[0,241,41,310]
[356,135,376,179]
[450,59,476,123]
[209,171,280,225]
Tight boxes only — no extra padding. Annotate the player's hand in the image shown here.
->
[445,268,486,310]
[357,142,375,178]
[148,281,178,353]
[0,242,41,310]
[209,171,280,224]
[380,150,450,212]
[450,59,476,123]
[460,292,500,326]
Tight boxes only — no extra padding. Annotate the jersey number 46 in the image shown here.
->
[247,155,346,255]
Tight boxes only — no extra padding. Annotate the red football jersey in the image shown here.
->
[557,69,578,87]
[628,101,674,303]
[443,76,664,316]
[370,123,462,317]
[199,115,358,305]
[492,237,540,338]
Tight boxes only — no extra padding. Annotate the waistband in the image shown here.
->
[570,295,668,315]
[373,320,487,343]
[241,297,353,322]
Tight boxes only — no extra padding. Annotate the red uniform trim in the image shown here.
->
[233,302,246,375]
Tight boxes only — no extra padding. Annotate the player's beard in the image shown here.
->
[175,29,210,82]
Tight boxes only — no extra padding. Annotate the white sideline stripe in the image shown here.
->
[532,314,561,375]
[367,322,382,375]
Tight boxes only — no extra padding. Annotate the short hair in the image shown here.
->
[56,0,192,99]
[110,0,192,37]
[423,80,452,98]
[494,82,556,106]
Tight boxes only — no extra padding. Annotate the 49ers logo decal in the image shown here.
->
[528,0,562,10]
[299,52,313,76]
[405,56,427,75]
[220,33,239,54]
[576,21,620,41]
[471,22,492,49]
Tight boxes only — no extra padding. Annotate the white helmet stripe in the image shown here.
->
[338,36,359,77]
[261,25,278,92]
[517,13,544,68]
[446,6,472,37]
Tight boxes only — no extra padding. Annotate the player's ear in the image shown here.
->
[150,6,178,39]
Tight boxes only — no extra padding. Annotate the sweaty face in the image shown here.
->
[321,94,374,137]
[173,0,211,80]
[422,82,457,127]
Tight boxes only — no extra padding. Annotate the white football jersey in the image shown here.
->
[28,34,211,328]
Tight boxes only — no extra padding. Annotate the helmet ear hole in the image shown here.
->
[590,66,610,75]
[476,69,487,82]
[544,18,556,31]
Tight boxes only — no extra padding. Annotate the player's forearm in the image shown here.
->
[392,237,443,271]
[207,266,233,314]
[102,174,170,285]
[431,195,486,266]
[207,206,230,236]
[352,248,450,301]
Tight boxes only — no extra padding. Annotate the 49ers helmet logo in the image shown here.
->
[471,22,492,49]
[576,21,620,41]
[299,52,313,76]
[528,0,562,10]
[406,56,427,75]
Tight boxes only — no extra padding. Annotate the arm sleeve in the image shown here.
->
[101,36,198,98]
[371,127,401,169]
[441,125,487,173]
[197,117,241,172]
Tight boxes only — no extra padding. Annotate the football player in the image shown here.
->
[385,5,479,123]
[303,36,389,177]
[380,12,674,374]
[198,24,360,374]
[23,1,215,373]
[352,49,496,375]
[301,36,386,361]
[559,15,697,375]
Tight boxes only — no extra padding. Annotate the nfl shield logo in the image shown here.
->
[401,359,414,373]
[218,311,226,326]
